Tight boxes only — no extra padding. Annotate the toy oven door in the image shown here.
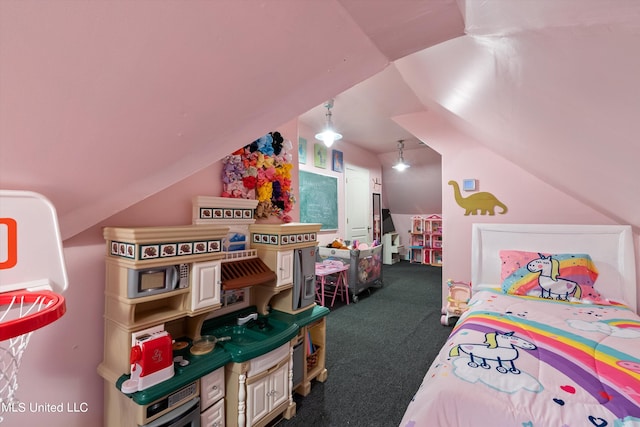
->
[141,397,200,427]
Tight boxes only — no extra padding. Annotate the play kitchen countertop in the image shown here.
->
[204,307,298,363]
[270,304,330,328]
[116,336,230,406]
[116,305,328,405]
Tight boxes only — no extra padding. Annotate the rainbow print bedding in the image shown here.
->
[400,290,640,426]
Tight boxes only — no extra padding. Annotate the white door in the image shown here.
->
[276,250,293,287]
[345,166,370,243]
[190,260,221,311]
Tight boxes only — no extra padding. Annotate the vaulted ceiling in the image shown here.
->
[2,0,639,240]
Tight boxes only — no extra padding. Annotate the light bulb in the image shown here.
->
[315,99,342,147]
[393,161,409,171]
[315,129,342,147]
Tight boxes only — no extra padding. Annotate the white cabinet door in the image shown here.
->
[276,250,293,287]
[269,361,289,409]
[247,375,269,427]
[190,260,221,311]
[200,367,225,410]
[245,361,290,427]
[201,398,225,427]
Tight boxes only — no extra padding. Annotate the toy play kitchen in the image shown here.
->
[98,196,328,427]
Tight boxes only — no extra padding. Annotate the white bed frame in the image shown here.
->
[471,224,637,313]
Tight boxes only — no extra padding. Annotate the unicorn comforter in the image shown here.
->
[400,290,640,427]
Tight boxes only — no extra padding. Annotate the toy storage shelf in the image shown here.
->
[305,318,327,389]
[104,292,189,330]
[409,214,443,266]
[382,232,403,265]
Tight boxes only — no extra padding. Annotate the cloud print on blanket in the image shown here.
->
[451,357,543,394]
[568,319,640,339]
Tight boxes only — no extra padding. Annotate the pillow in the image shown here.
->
[500,250,606,304]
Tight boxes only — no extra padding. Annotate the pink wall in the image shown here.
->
[7,107,638,427]
[3,121,298,426]
[6,3,640,426]
[377,145,442,254]
[395,111,631,309]
[0,1,391,242]
[3,117,384,426]
[378,146,442,214]
[297,121,383,247]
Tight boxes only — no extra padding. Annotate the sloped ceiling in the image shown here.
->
[2,0,639,240]
[0,0,462,240]
[395,0,640,226]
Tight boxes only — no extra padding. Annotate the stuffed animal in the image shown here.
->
[328,238,349,250]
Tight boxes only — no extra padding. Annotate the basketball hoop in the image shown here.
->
[0,290,66,405]
[0,190,69,412]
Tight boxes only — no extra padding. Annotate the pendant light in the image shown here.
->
[315,99,342,147]
[392,140,410,171]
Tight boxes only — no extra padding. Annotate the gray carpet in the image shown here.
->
[279,262,452,427]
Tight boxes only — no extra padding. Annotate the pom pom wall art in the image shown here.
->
[221,132,295,222]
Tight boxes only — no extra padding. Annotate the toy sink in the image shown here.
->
[204,316,297,362]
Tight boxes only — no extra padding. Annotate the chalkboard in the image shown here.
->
[299,171,338,230]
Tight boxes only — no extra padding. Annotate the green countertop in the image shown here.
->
[271,304,330,328]
[116,304,329,405]
[116,344,231,405]
[203,312,299,363]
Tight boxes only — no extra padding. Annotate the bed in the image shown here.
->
[400,224,640,426]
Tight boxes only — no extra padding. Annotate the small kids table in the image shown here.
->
[315,261,350,307]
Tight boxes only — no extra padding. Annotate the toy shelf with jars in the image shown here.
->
[408,214,442,266]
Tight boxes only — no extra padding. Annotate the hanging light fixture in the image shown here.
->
[392,140,410,171]
[315,99,342,147]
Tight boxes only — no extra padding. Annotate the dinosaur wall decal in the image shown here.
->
[448,180,508,216]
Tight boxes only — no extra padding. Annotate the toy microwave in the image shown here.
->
[127,264,189,298]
